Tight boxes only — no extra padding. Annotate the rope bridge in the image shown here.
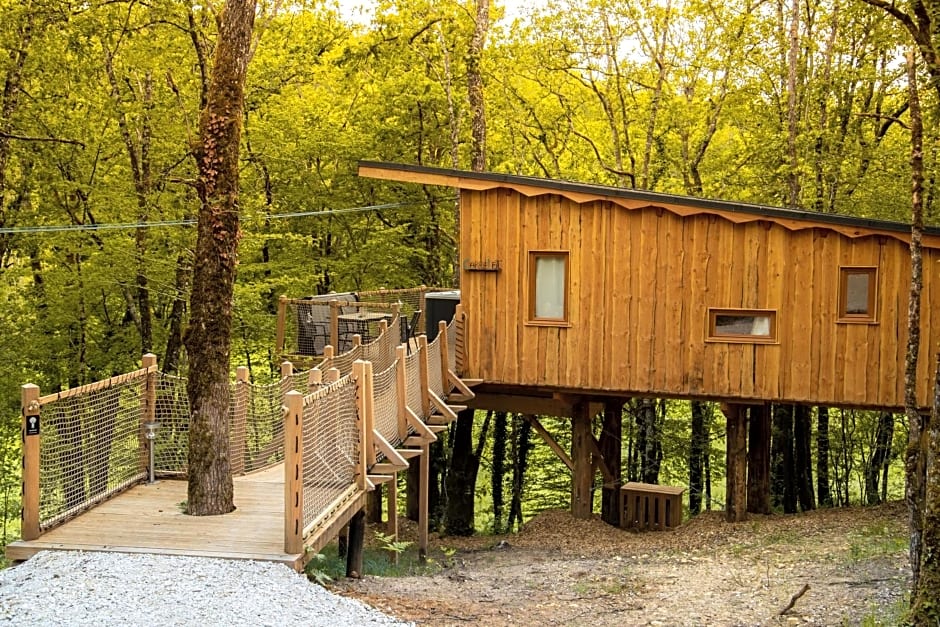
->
[19,299,471,565]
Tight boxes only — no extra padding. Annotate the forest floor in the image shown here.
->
[333,501,910,626]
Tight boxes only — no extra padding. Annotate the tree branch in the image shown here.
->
[0,131,84,148]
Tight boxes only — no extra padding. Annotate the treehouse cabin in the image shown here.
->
[358,161,940,522]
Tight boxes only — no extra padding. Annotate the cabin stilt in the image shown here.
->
[723,403,748,522]
[571,400,594,519]
[345,508,366,578]
[747,404,772,515]
[599,399,625,526]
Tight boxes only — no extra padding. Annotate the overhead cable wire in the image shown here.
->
[0,197,457,235]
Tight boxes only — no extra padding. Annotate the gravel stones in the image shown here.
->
[0,551,412,626]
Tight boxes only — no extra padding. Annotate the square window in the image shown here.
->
[838,267,877,323]
[528,251,569,324]
[707,309,777,343]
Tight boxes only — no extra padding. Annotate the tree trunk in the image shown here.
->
[599,400,624,526]
[491,411,507,533]
[444,408,484,535]
[689,401,707,515]
[467,0,489,172]
[785,0,801,208]
[747,404,772,515]
[638,399,660,484]
[772,404,797,514]
[794,405,815,511]
[184,0,256,516]
[911,353,940,622]
[724,404,748,522]
[866,412,894,504]
[507,413,532,532]
[816,406,833,507]
[904,49,927,591]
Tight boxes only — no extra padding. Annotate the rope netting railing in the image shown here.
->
[372,361,400,448]
[427,334,445,400]
[152,372,191,476]
[298,377,360,534]
[405,350,425,418]
[239,379,286,474]
[34,368,153,532]
[361,316,399,374]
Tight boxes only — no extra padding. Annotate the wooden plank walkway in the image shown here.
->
[6,465,305,571]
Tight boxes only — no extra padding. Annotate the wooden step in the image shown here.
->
[460,378,484,388]
[404,436,430,447]
[368,474,395,485]
[448,393,474,404]
[429,425,448,434]
[426,414,456,426]
[396,448,423,459]
[371,462,408,474]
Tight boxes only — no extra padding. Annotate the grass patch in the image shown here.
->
[846,522,907,563]
[306,541,452,583]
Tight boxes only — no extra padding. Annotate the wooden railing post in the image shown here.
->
[325,367,340,384]
[284,390,304,554]
[364,361,376,467]
[232,366,249,476]
[417,335,431,418]
[438,320,449,389]
[395,345,408,442]
[308,367,322,390]
[21,383,40,541]
[140,353,157,475]
[276,295,288,355]
[330,300,340,351]
[352,361,370,491]
[418,285,428,333]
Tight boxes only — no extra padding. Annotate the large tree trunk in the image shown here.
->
[467,0,489,172]
[637,399,661,484]
[689,401,708,515]
[904,46,928,598]
[444,409,486,535]
[794,405,816,511]
[184,0,256,516]
[599,401,624,526]
[747,404,772,515]
[911,354,940,622]
[816,407,833,507]
[772,404,797,514]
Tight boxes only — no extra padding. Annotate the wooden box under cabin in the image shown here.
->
[621,482,685,531]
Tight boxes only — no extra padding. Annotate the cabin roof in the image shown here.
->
[358,160,940,248]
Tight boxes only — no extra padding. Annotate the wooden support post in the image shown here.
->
[600,399,624,526]
[308,367,322,389]
[140,353,157,475]
[330,299,340,351]
[232,366,249,476]
[353,361,370,491]
[21,383,40,541]
[364,361,376,467]
[418,334,431,418]
[346,508,366,578]
[281,360,293,379]
[395,346,408,442]
[387,474,399,564]
[723,403,749,522]
[419,441,429,562]
[438,320,449,384]
[325,367,340,384]
[275,295,287,355]
[747,404,772,515]
[571,400,594,519]
[284,390,304,554]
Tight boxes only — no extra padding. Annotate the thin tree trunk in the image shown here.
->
[911,353,940,622]
[786,0,801,207]
[508,414,532,532]
[689,401,707,515]
[866,412,894,504]
[467,0,489,172]
[491,411,507,533]
[599,401,623,526]
[184,0,256,516]
[772,404,797,513]
[794,405,815,511]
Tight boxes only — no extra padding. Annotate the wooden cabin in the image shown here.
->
[359,160,940,521]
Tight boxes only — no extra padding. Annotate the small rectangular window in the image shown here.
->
[707,308,777,343]
[839,267,877,323]
[528,251,569,325]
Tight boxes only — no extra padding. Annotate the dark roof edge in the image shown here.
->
[359,160,940,237]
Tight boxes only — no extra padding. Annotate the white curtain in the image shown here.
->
[535,256,566,318]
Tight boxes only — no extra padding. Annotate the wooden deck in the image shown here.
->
[6,465,305,571]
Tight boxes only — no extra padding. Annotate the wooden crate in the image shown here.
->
[621,482,685,531]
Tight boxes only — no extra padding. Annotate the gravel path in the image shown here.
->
[0,551,412,626]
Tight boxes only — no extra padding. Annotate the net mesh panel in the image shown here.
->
[428,334,445,398]
[372,361,400,447]
[361,317,398,374]
[291,300,332,357]
[38,375,148,530]
[284,367,322,394]
[324,344,362,377]
[405,350,424,418]
[301,377,359,529]
[242,380,285,473]
[152,372,191,475]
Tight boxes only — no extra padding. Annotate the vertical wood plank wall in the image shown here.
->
[461,189,938,410]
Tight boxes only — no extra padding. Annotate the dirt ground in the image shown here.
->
[334,502,911,626]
